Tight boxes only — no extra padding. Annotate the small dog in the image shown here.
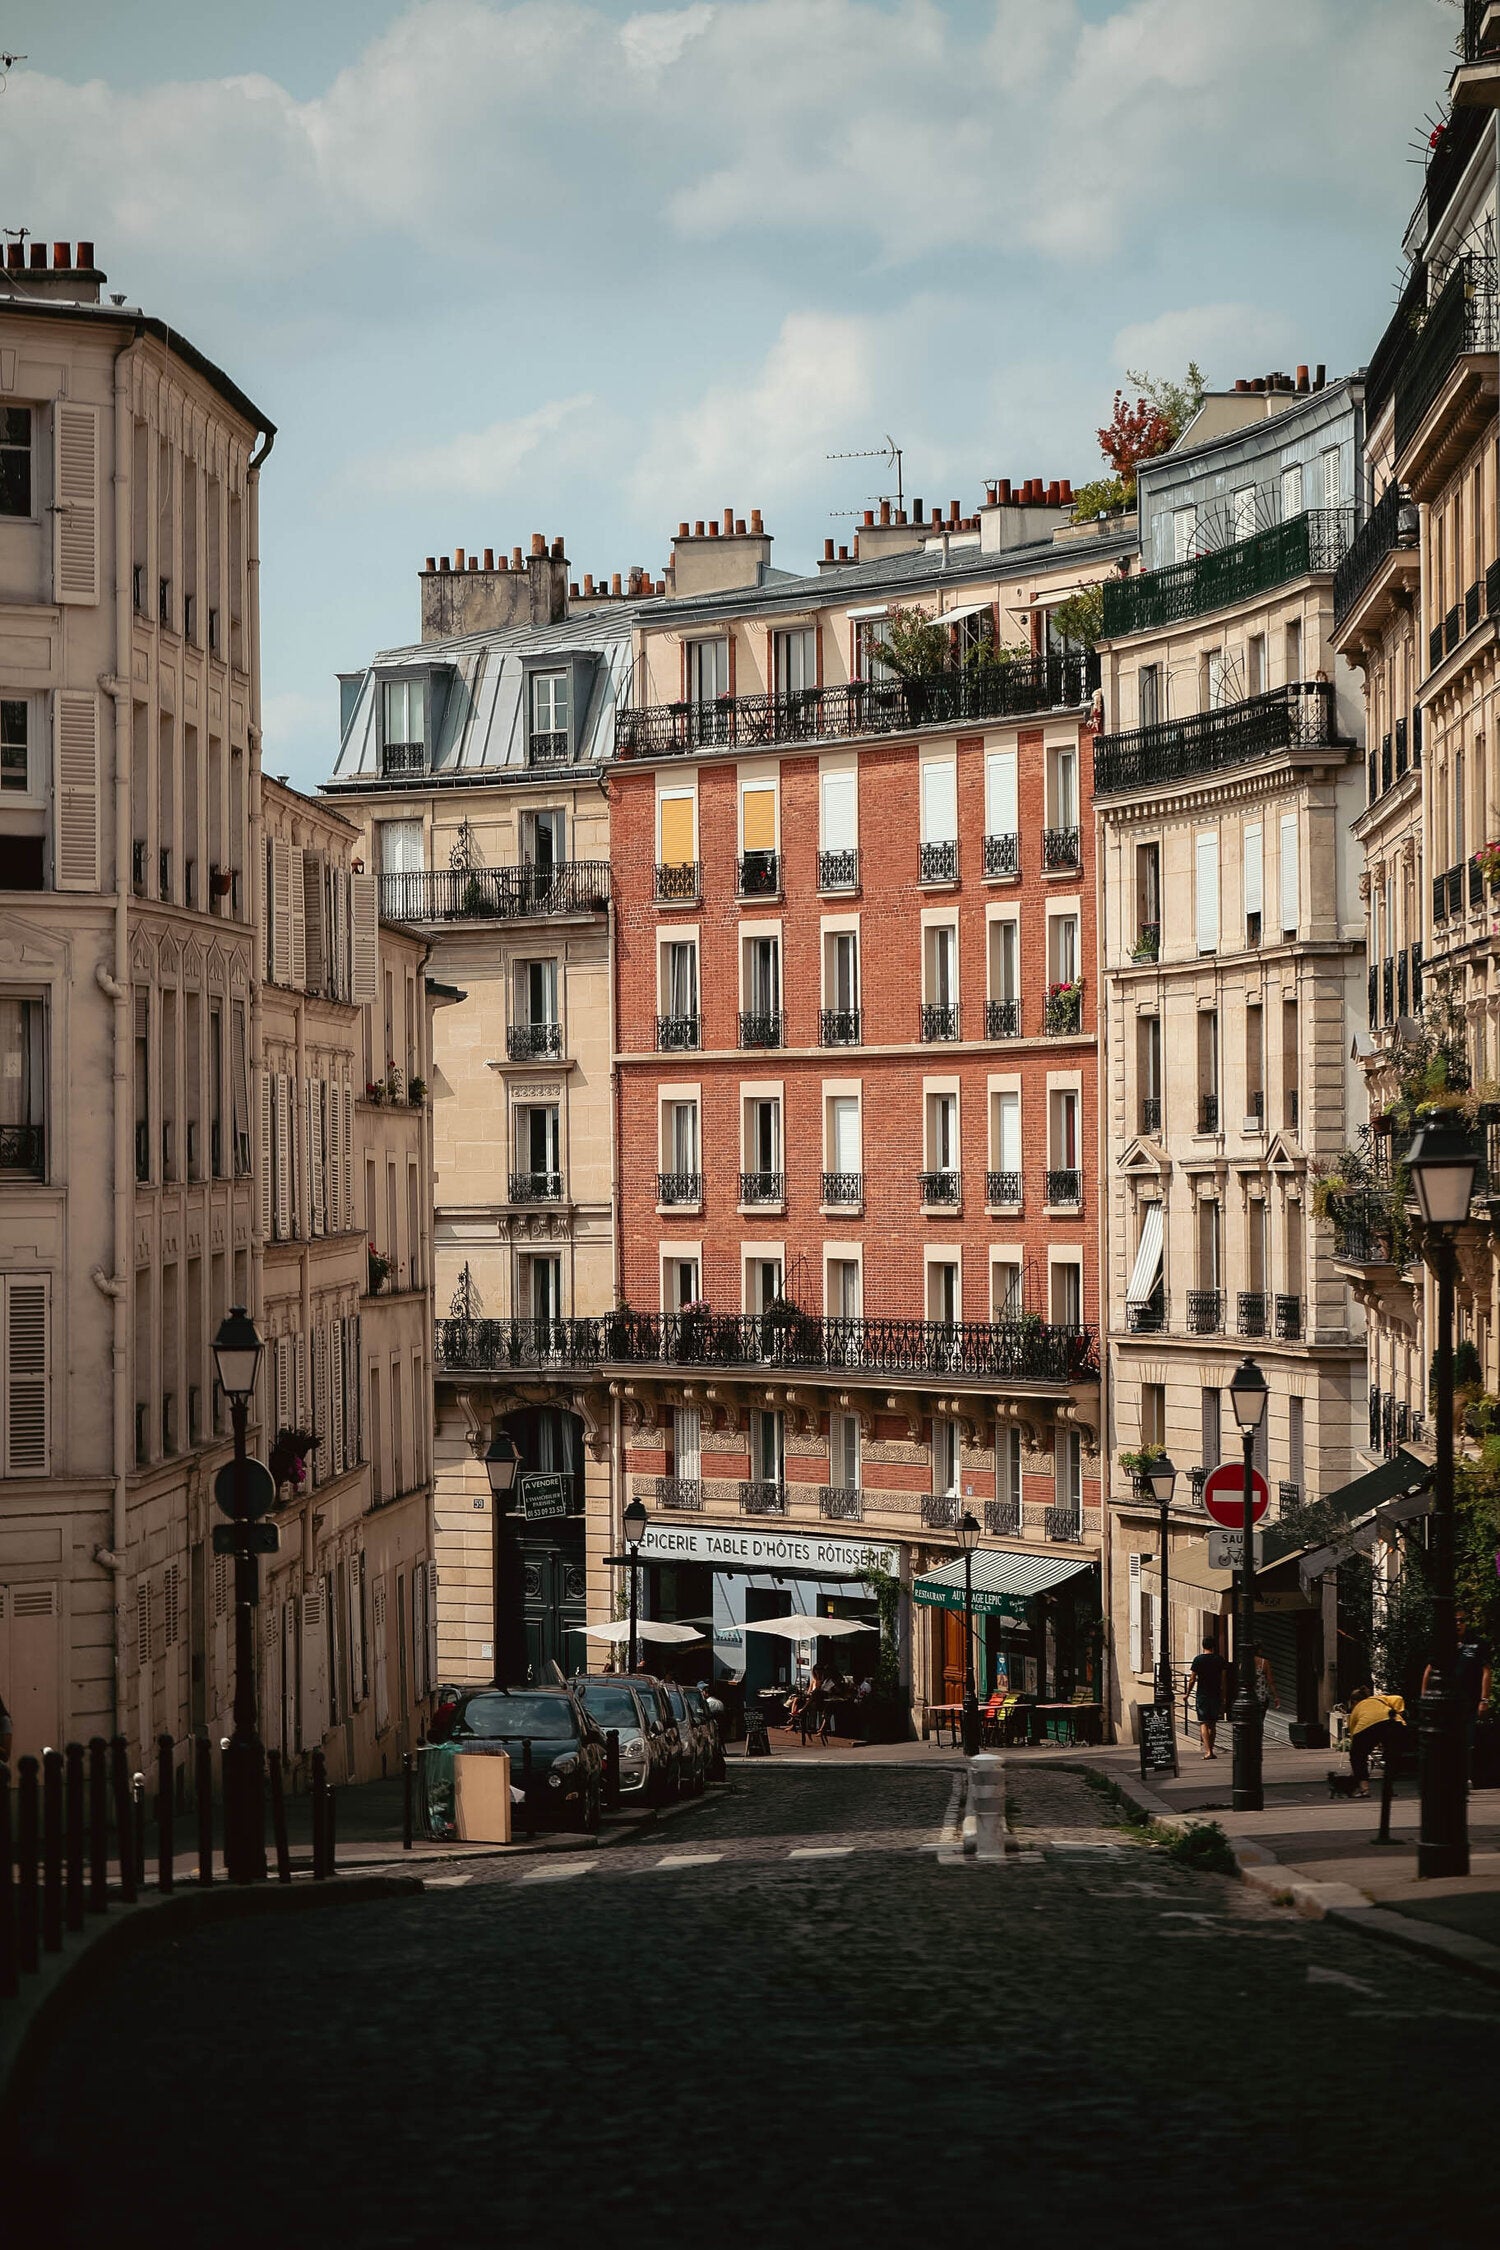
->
[1327,1768,1360,1799]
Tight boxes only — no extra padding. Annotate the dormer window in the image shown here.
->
[0,407,32,517]
[382,677,427,775]
[529,670,570,765]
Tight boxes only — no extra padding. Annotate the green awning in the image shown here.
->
[1261,1447,1429,1571]
[1292,1449,1431,1586]
[912,1549,1096,1620]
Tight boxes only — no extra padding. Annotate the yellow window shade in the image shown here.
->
[742,785,777,851]
[658,796,695,865]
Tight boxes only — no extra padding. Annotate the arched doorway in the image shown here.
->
[494,1404,587,1683]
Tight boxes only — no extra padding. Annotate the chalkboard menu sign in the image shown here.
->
[1138,1703,1179,1779]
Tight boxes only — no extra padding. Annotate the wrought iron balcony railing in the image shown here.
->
[0,1123,44,1177]
[656,1013,701,1052]
[821,1170,864,1206]
[920,1168,961,1206]
[614,654,1099,759]
[381,741,427,777]
[1274,1294,1304,1341]
[1044,988,1082,1035]
[1095,679,1338,798]
[1042,827,1081,872]
[920,1003,960,1042]
[654,1477,704,1512]
[739,1010,784,1049]
[737,849,780,899]
[657,1171,702,1206]
[509,1170,564,1203]
[1328,1189,1402,1268]
[1045,1508,1083,1544]
[527,731,570,767]
[654,861,701,902]
[1395,254,1498,461]
[819,1486,864,1521]
[1140,1095,1161,1134]
[1188,1466,1208,1508]
[433,1308,1100,1385]
[922,1495,962,1531]
[986,1170,1022,1205]
[1187,1290,1223,1334]
[1198,1094,1220,1134]
[984,832,1019,878]
[820,1008,862,1046]
[507,1021,563,1061]
[739,1170,785,1205]
[740,1482,788,1516]
[818,847,859,892]
[1103,509,1354,639]
[378,863,610,922]
[985,1500,1020,1537]
[1237,1291,1268,1339]
[1335,481,1411,628]
[1126,1298,1167,1335]
[1045,1168,1082,1207]
[920,840,958,884]
[1278,1481,1301,1514]
[985,999,1021,1039]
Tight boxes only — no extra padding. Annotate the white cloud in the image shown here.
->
[1110,304,1298,388]
[354,394,597,497]
[620,6,716,75]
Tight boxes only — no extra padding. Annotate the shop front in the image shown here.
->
[912,1550,1104,1739]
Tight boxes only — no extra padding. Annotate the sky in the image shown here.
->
[0,0,1463,790]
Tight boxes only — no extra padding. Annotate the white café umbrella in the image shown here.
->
[741,1613,869,1643]
[574,1619,705,1645]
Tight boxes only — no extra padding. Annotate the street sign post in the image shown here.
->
[520,1472,570,1522]
[1207,1528,1264,1572]
[213,1521,279,1556]
[1202,1462,1269,1528]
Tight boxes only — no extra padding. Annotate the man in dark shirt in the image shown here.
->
[1424,1610,1493,1782]
[1189,1634,1231,1760]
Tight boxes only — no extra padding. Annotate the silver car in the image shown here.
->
[572,1676,671,1804]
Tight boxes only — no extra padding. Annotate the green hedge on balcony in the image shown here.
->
[1103,509,1353,640]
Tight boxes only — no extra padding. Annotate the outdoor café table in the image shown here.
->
[927,1704,965,1745]
[1028,1702,1103,1747]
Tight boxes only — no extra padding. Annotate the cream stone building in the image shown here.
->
[1094,371,1368,1741]
[324,542,639,1687]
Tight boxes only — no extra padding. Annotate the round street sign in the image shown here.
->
[214,1458,278,1522]
[1202,1462,1270,1528]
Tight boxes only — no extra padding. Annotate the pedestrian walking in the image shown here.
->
[1189,1634,1231,1760]
[1250,1643,1280,1712]
[1422,1609,1493,1783]
[1346,1685,1405,1797]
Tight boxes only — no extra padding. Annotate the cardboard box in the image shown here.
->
[454,1748,512,1844]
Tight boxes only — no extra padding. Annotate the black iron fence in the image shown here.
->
[379,863,610,922]
[1334,481,1410,628]
[1394,254,1498,460]
[1094,680,1338,797]
[1103,510,1353,639]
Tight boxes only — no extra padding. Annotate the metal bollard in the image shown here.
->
[41,1748,64,1953]
[0,1762,16,1997]
[267,1750,291,1883]
[195,1735,214,1885]
[111,1738,137,1904]
[156,1735,174,1893]
[16,1755,39,1972]
[1373,1742,1399,1847]
[132,1774,146,1887]
[605,1729,621,1813]
[327,1785,337,1876]
[88,1738,109,1912]
[65,1742,85,1931]
[402,1751,414,1851]
[311,1748,328,1879]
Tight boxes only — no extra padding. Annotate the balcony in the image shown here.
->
[920,1168,961,1207]
[1198,1094,1220,1134]
[527,731,570,767]
[985,999,1021,1039]
[740,1481,787,1516]
[819,1486,864,1522]
[378,863,610,922]
[922,1495,961,1531]
[654,862,701,903]
[1186,1290,1223,1334]
[1045,1168,1082,1208]
[1278,1481,1301,1514]
[507,1022,563,1061]
[1431,864,1468,924]
[508,1170,564,1203]
[1044,986,1082,1036]
[1042,828,1081,873]
[1188,1466,1208,1508]
[1126,1297,1167,1335]
[1103,509,1354,639]
[1140,1095,1161,1134]
[0,1123,44,1178]
[1237,1292,1268,1339]
[920,840,958,884]
[1095,680,1337,798]
[1274,1295,1304,1341]
[985,1500,1020,1537]
[656,1171,702,1207]
[821,1170,864,1206]
[818,847,859,892]
[737,849,780,900]
[820,1008,862,1047]
[614,654,1099,760]
[739,1010,783,1050]
[920,1002,960,1042]
[1328,1188,1404,1269]
[655,1013,701,1052]
[1335,482,1415,630]
[434,1308,1099,1386]
[1425,99,1489,231]
[739,1170,785,1206]
[1394,254,1498,476]
[1130,924,1160,963]
[381,742,427,777]
[653,1477,704,1512]
[984,833,1019,879]
[1044,1508,1083,1544]
[986,1169,1022,1206]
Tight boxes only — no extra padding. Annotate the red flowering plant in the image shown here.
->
[1472,840,1500,887]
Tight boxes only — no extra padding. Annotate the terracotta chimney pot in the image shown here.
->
[424,555,436,572]
[750,508,764,533]
[77,240,94,268]
[823,538,835,560]
[52,241,69,269]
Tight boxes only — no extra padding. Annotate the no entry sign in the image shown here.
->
[1202,1462,1270,1528]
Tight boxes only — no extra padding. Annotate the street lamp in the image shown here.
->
[211,1307,265,1883]
[484,1431,521,1686]
[1227,1356,1268,1812]
[623,1496,648,1674]
[957,1510,982,1756]
[1407,1115,1480,1879]
[1146,1454,1178,1715]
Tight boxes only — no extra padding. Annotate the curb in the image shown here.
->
[0,1873,422,2126]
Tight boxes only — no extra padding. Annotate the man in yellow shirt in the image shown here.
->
[1347,1685,1405,1797]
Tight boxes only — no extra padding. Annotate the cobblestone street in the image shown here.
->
[9,1765,1495,2247]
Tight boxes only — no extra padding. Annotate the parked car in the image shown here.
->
[664,1682,711,1795]
[689,1685,726,1782]
[610,1675,686,1801]
[440,1686,605,1832]
[571,1677,671,1804]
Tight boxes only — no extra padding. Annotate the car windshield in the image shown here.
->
[579,1685,643,1729]
[458,1693,577,1741]
[666,1687,688,1719]
[685,1690,708,1721]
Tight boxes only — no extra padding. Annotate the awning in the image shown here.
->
[1295,1450,1431,1587]
[912,1549,1095,1620]
[1126,1202,1164,1306]
[929,598,994,628]
[845,602,891,621]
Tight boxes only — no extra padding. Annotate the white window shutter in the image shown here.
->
[288,844,307,990]
[352,1313,363,1464]
[1280,813,1300,931]
[348,1553,366,1707]
[299,1587,329,1747]
[412,1565,428,1701]
[274,1074,290,1239]
[425,1562,438,1695]
[985,748,1018,836]
[330,1317,345,1477]
[270,839,292,985]
[312,1324,327,1482]
[1243,823,1263,916]
[53,401,100,604]
[920,759,957,843]
[52,690,100,890]
[351,872,379,1004]
[342,1084,353,1232]
[327,1082,340,1234]
[1195,831,1219,954]
[3,1276,50,1475]
[1129,1552,1142,1673]
[819,768,856,850]
[372,1576,390,1730]
[302,852,326,995]
[259,1071,273,1240]
[295,1330,308,1434]
[998,1092,1021,1172]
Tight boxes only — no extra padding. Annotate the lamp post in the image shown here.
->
[1146,1455,1178,1714]
[958,1510,982,1756]
[1406,1115,1480,1879]
[1228,1357,1268,1813]
[623,1496,648,1673]
[484,1430,521,1685]
[211,1307,265,1883]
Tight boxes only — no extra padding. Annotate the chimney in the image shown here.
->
[1314,363,1326,389]
[823,538,835,561]
[1046,481,1060,506]
[611,573,622,597]
[420,529,569,640]
[425,555,436,572]
[0,238,105,303]
[750,509,764,533]
[879,500,891,525]
[666,506,774,598]
[913,498,925,522]
[455,547,465,570]
[1296,364,1309,392]
[708,519,719,537]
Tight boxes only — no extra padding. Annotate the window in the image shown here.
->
[1141,1383,1166,1449]
[1195,829,1219,954]
[517,959,558,1027]
[819,767,857,886]
[989,918,1020,1021]
[1055,1429,1082,1521]
[663,1098,699,1177]
[529,670,570,757]
[824,929,860,1038]
[524,1254,561,1322]
[1246,634,1265,696]
[1243,822,1263,945]
[746,1257,783,1314]
[998,1425,1022,1523]
[1202,1388,1221,1472]
[1048,914,1079,986]
[927,1091,959,1174]
[1172,506,1196,563]
[1138,665,1160,728]
[1321,447,1341,509]
[985,747,1018,865]
[751,1407,785,1487]
[1279,813,1299,934]
[0,997,44,1174]
[688,639,729,704]
[742,934,781,1028]
[992,1258,1023,1318]
[743,1096,781,1193]
[853,620,889,684]
[954,609,994,665]
[927,1261,960,1327]
[830,1409,860,1490]
[0,698,30,794]
[1135,842,1160,946]
[1232,486,1257,540]
[1051,1259,1081,1325]
[826,1095,861,1187]
[1285,617,1302,683]
[1197,1199,1221,1291]
[1245,1003,1264,1125]
[1197,1010,1219,1128]
[924,924,958,1015]
[514,1104,560,1192]
[658,790,696,872]
[740,780,778,892]
[827,1256,861,1318]
[1049,1089,1079,1172]
[381,678,425,751]
[520,808,564,870]
[0,408,32,517]
[134,990,150,1183]
[920,758,957,851]
[1137,1015,1161,1131]
[1048,743,1078,831]
[1279,463,1303,520]
[990,1090,1021,1198]
[774,628,816,696]
[662,938,699,1025]
[665,1255,700,1311]
[0,1273,48,1473]
[1206,652,1227,711]
[932,1415,959,1495]
[671,1405,702,1483]
[377,819,423,878]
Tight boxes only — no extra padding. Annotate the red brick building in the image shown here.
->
[605,498,1125,1727]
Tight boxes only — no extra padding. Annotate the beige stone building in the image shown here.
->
[1094,372,1368,1741]
[324,543,636,1687]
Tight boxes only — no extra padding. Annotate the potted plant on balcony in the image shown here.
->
[209,864,233,899]
[383,1063,405,1104]
[365,1079,383,1106]
[408,1075,427,1107]
[1118,1443,1168,1498]
[871,606,955,721]
[269,1425,320,1498]
[1475,841,1500,891]
[1045,978,1084,1032]
[461,873,485,917]
[368,1243,392,1295]
[678,1296,710,1359]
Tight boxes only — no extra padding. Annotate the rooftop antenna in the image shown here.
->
[826,434,904,514]
[0,54,27,91]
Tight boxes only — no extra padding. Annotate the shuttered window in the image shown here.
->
[1280,813,1299,932]
[268,839,292,984]
[820,768,856,851]
[53,401,100,604]
[985,749,1017,837]
[52,690,99,889]
[2,1274,49,1475]
[372,1576,389,1731]
[658,793,695,865]
[258,1071,273,1239]
[741,783,776,852]
[921,759,957,844]
[1195,830,1219,955]
[302,850,327,993]
[1243,823,1263,916]
[351,872,379,1003]
[289,844,307,989]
